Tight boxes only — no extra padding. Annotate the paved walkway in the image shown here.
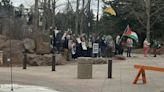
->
[0,54,164,92]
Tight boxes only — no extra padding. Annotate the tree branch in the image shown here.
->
[128,6,146,28]
[150,6,164,17]
[102,0,146,28]
[150,15,160,28]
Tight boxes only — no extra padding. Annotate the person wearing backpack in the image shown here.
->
[152,40,159,57]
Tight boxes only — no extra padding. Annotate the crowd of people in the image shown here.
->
[50,28,161,61]
[50,28,116,60]
[144,38,161,57]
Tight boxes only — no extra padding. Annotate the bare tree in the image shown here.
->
[102,0,164,41]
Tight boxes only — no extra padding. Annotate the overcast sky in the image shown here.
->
[9,0,104,16]
[11,0,34,7]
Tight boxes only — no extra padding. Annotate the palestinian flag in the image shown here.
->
[124,25,138,41]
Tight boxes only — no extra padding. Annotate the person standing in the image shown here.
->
[81,36,88,57]
[143,38,150,57]
[105,35,115,57]
[126,38,133,57]
[115,35,120,55]
[71,40,77,59]
[55,29,61,54]
[119,40,125,55]
[152,40,158,57]
[62,31,69,61]
[100,35,106,57]
[87,38,93,57]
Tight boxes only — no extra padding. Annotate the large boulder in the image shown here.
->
[0,35,7,50]
[93,58,107,64]
[113,55,126,60]
[26,54,51,66]
[23,38,52,54]
[78,57,107,64]
[2,40,24,64]
[0,40,24,50]
[35,38,51,54]
[23,38,35,53]
[23,38,51,54]
[3,50,24,64]
[26,54,66,66]
[55,54,67,65]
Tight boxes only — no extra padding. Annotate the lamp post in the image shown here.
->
[9,15,14,91]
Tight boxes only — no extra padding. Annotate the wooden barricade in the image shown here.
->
[133,64,164,84]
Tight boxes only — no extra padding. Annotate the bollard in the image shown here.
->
[108,59,112,78]
[52,54,56,71]
[23,50,27,69]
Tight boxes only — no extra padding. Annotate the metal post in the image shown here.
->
[9,15,14,91]
[23,50,27,69]
[52,53,56,71]
[108,59,112,78]
[51,27,56,71]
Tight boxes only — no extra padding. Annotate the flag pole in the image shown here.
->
[118,25,129,44]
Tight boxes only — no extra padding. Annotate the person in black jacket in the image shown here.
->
[151,40,159,57]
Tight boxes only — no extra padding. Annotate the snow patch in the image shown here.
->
[0,84,59,92]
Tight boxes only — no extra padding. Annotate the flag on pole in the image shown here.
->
[124,25,132,35]
[104,6,116,16]
[123,25,138,41]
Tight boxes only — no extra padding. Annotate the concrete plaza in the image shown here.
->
[0,54,164,92]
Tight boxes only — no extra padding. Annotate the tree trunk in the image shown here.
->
[75,0,79,35]
[43,0,47,31]
[87,0,91,37]
[52,0,56,28]
[145,0,151,42]
[80,0,85,34]
[96,0,100,32]
[34,0,45,53]
[34,0,39,34]
[48,0,52,28]
[33,0,39,52]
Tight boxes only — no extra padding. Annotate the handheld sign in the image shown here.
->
[93,43,99,54]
